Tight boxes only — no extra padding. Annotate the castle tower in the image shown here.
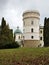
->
[22,10,40,47]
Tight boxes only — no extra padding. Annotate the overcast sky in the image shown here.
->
[0,0,49,32]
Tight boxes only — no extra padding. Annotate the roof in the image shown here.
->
[14,26,22,34]
[23,10,40,16]
[40,26,44,29]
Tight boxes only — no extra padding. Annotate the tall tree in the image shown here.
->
[0,17,14,47]
[44,17,49,46]
[1,17,6,29]
[44,17,47,46]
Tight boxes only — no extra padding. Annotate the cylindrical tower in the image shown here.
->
[23,10,40,47]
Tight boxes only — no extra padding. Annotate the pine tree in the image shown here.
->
[44,17,47,46]
[1,17,6,29]
[0,17,14,48]
[44,17,49,46]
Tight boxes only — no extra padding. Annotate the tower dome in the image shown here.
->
[14,26,22,34]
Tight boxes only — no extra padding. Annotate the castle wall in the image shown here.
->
[24,40,40,47]
[39,26,44,47]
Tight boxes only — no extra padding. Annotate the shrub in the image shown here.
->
[0,42,20,49]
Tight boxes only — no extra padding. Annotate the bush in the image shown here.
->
[0,42,20,49]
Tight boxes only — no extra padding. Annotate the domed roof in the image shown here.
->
[14,26,22,34]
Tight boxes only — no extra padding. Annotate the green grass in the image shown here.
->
[0,47,49,65]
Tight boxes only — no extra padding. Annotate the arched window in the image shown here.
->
[31,36,34,39]
[23,36,25,39]
[31,21,33,25]
[31,28,33,32]
[19,36,20,39]
[40,37,42,40]
[40,30,42,33]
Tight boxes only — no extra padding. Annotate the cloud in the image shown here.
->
[0,0,49,31]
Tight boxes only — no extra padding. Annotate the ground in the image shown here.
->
[0,47,49,65]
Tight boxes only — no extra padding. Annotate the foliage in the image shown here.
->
[0,17,14,48]
[4,42,20,49]
[44,17,49,47]
[1,17,6,29]
[0,42,20,49]
[0,47,49,65]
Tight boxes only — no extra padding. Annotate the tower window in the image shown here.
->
[31,28,33,32]
[31,36,33,39]
[40,37,42,40]
[31,21,33,25]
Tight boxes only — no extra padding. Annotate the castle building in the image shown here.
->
[22,10,44,47]
[39,26,44,47]
[14,26,23,47]
[14,10,44,47]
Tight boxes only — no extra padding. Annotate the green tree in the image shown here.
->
[44,17,49,46]
[1,17,6,29]
[0,17,14,48]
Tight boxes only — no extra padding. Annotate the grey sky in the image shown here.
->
[0,0,49,32]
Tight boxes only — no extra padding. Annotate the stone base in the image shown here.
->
[24,40,40,47]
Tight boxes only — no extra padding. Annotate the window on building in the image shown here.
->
[31,21,33,25]
[23,36,25,39]
[40,30,42,33]
[38,44,41,47]
[31,36,34,39]
[31,28,33,32]
[18,36,20,39]
[40,37,42,40]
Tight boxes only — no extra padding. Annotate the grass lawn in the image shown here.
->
[0,47,49,65]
